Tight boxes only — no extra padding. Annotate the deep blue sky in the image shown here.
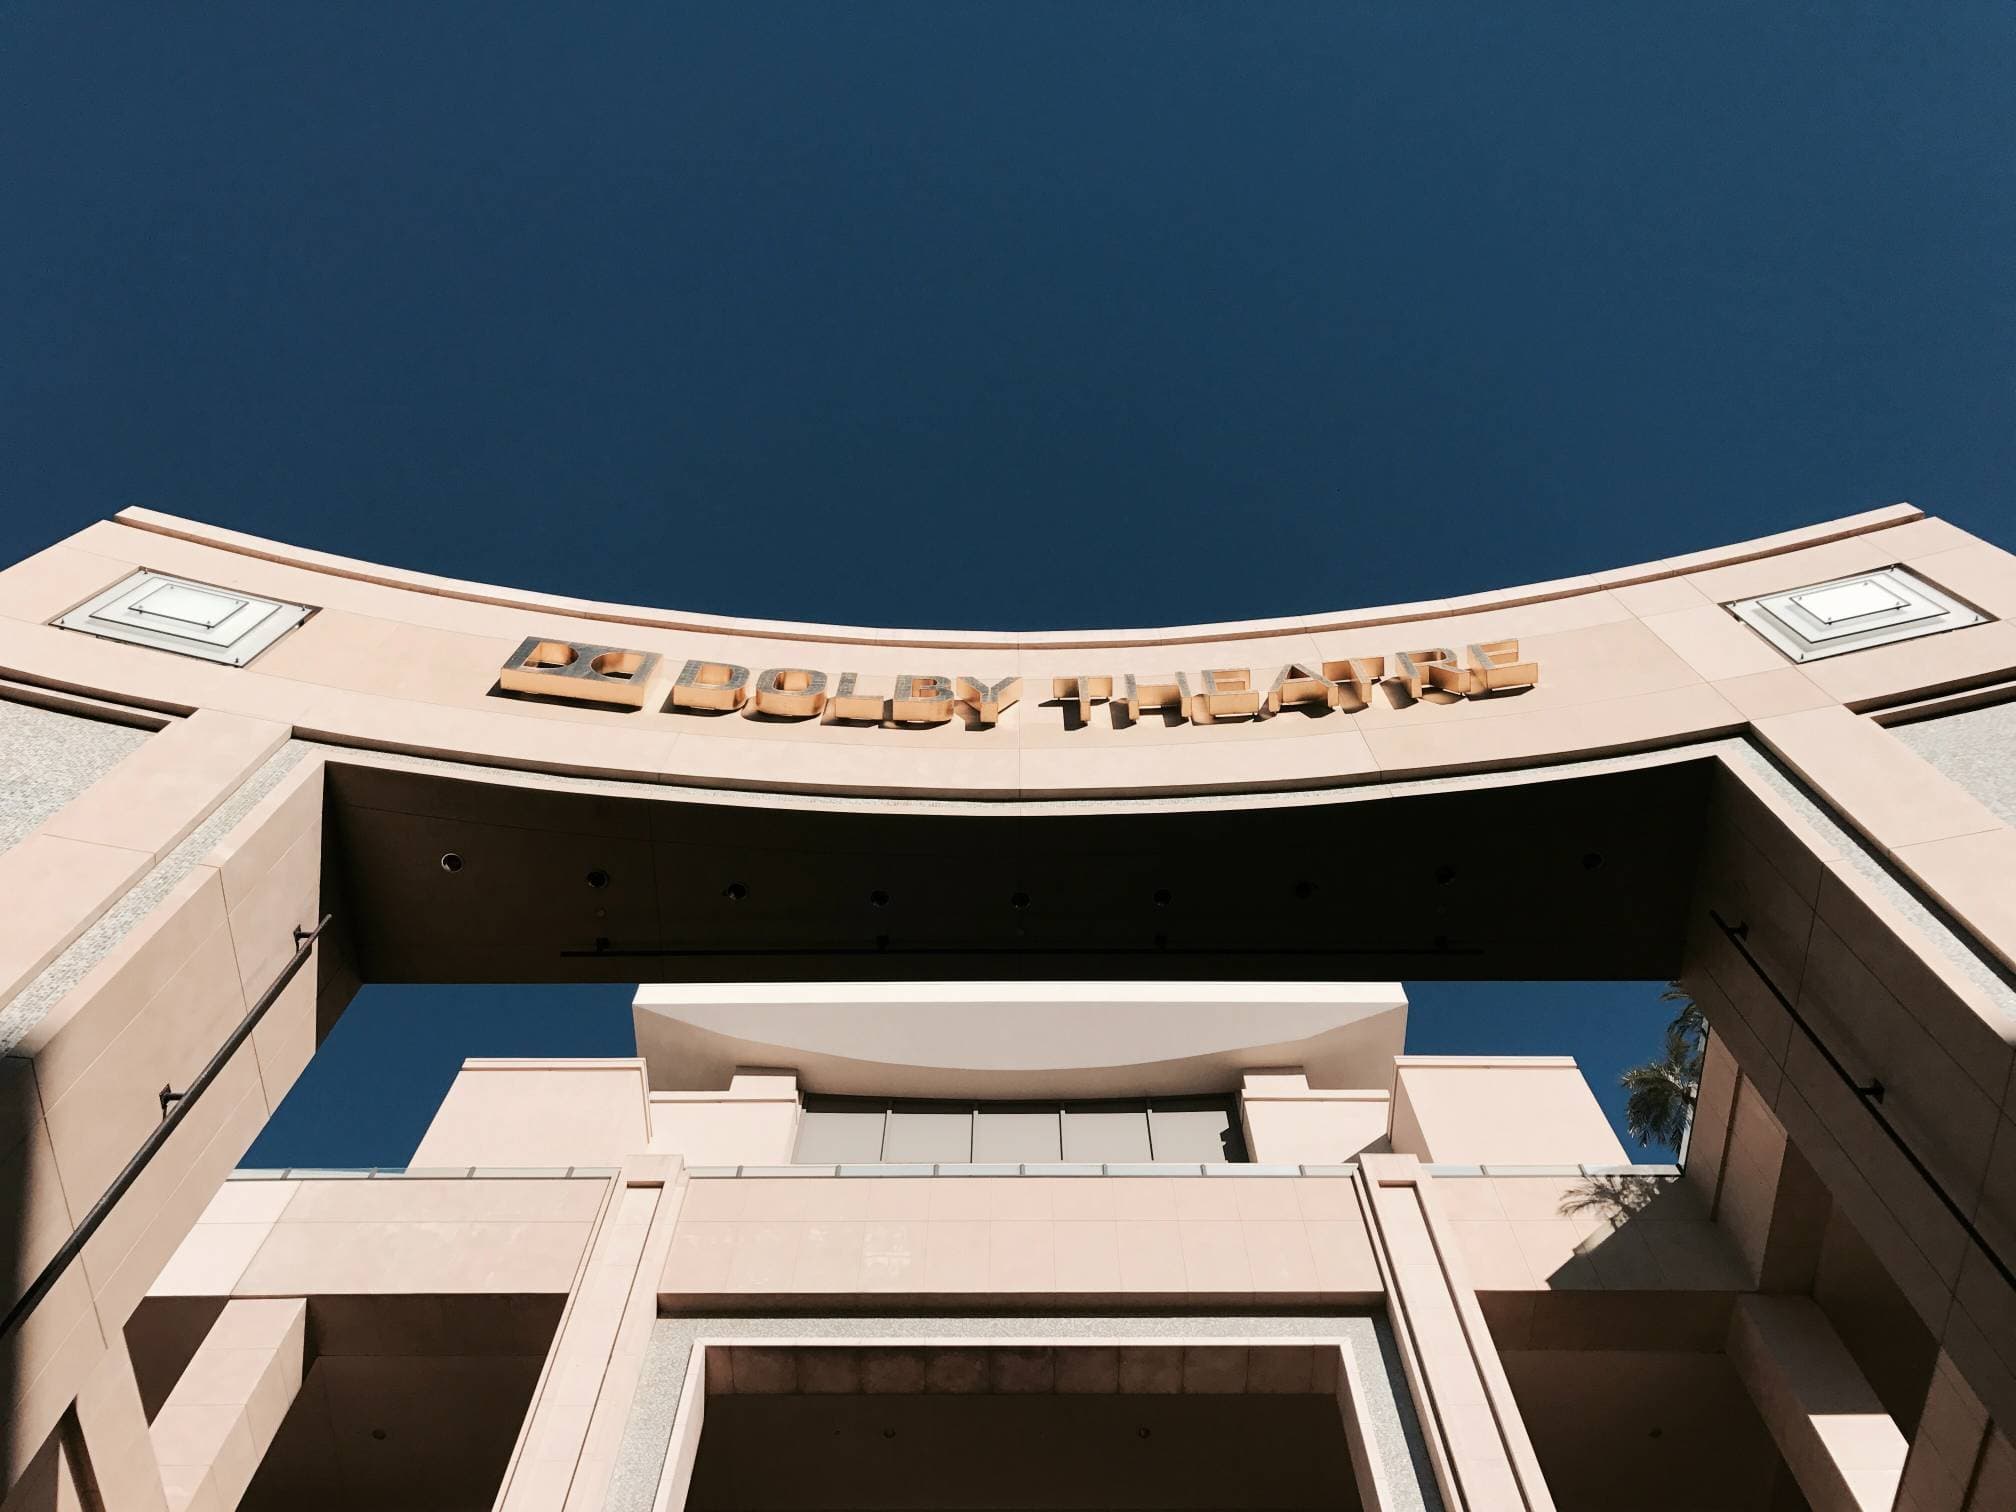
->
[5,6,2012,1163]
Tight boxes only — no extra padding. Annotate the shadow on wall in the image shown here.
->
[237,1295,562,1512]
[1545,1173,1750,1295]
[1556,1174,1679,1227]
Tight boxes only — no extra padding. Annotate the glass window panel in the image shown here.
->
[882,1106,972,1163]
[793,1098,886,1164]
[973,1106,1063,1163]
[1149,1098,1246,1163]
[797,1095,1249,1166]
[1061,1101,1151,1162]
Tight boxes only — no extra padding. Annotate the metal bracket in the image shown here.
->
[158,1084,183,1118]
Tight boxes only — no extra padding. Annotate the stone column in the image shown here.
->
[146,1298,306,1512]
[66,1338,168,1512]
[492,1157,686,1512]
[1,713,323,1491]
[1681,749,2016,1431]
[1357,1153,1554,1511]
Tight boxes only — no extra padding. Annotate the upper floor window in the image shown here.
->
[792,1095,1247,1164]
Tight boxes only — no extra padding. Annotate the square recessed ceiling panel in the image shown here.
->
[1727,566,1985,663]
[54,570,312,665]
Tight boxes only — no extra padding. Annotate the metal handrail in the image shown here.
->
[1709,908,2015,1295]
[0,914,332,1341]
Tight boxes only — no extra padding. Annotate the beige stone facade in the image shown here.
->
[0,503,2011,1509]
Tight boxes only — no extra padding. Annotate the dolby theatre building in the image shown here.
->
[0,502,2012,1512]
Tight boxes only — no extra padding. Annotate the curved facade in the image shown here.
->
[3,501,2000,800]
[0,505,2013,1511]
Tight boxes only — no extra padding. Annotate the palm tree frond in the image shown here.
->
[1619,984,1705,1150]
